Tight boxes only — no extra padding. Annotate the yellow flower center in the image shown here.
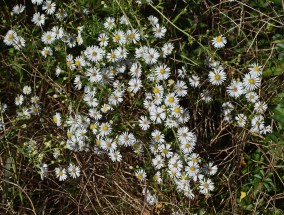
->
[162,148,168,154]
[185,143,190,148]
[215,74,221,80]
[90,124,95,130]
[174,107,180,113]
[101,125,108,131]
[253,66,259,72]
[53,117,57,123]
[216,37,223,43]
[192,158,198,163]
[249,78,255,84]
[96,139,101,145]
[129,33,135,39]
[168,97,174,103]
[153,87,159,93]
[47,35,52,40]
[189,166,195,171]
[8,34,13,39]
[204,183,209,189]
[114,35,120,41]
[44,50,49,55]
[137,173,143,179]
[160,69,165,74]
[75,60,80,66]
[92,51,97,57]
[110,53,116,59]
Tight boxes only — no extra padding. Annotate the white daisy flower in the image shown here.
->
[152,24,167,38]
[162,42,174,56]
[84,45,104,63]
[139,115,150,130]
[151,130,165,143]
[109,150,122,162]
[23,86,31,95]
[189,75,200,87]
[74,75,82,90]
[135,169,147,181]
[127,29,140,44]
[148,15,159,25]
[186,161,199,177]
[242,73,261,91]
[113,30,126,45]
[208,69,227,85]
[211,35,227,48]
[68,164,80,178]
[104,17,115,30]
[99,122,112,136]
[55,167,67,181]
[226,80,244,98]
[12,4,25,14]
[249,63,263,76]
[107,50,118,63]
[42,31,56,44]
[181,141,195,154]
[15,94,24,106]
[53,112,61,126]
[150,106,166,124]
[199,178,214,194]
[235,113,247,127]
[245,91,259,103]
[31,0,43,5]
[155,64,170,81]
[101,138,117,152]
[159,144,173,158]
[4,30,17,46]
[42,0,56,15]
[128,78,142,94]
[98,33,109,47]
[165,93,179,107]
[74,56,86,68]
[144,47,159,64]
[114,47,128,59]
[51,26,64,39]
[174,80,188,97]
[254,101,267,114]
[32,12,45,26]
[41,46,53,58]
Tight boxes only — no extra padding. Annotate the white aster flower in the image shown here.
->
[42,0,56,15]
[12,4,25,14]
[208,69,227,85]
[68,164,80,178]
[242,73,261,91]
[32,12,45,26]
[211,35,227,48]
[55,167,67,181]
[226,80,244,98]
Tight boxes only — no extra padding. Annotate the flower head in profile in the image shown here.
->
[211,35,227,48]
[12,4,25,14]
[53,112,62,126]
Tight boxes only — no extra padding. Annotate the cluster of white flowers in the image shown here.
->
[1,1,273,210]
[206,56,271,134]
